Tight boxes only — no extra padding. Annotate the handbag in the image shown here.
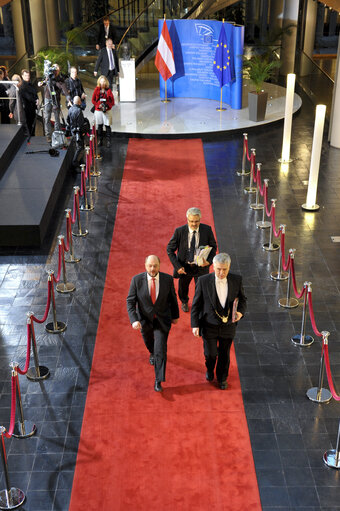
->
[90,105,95,113]
[51,130,67,149]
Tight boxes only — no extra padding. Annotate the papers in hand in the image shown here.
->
[232,298,239,323]
[194,246,212,267]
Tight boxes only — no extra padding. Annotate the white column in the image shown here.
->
[44,0,60,46]
[280,0,299,75]
[10,0,26,58]
[303,0,317,58]
[329,36,340,148]
[29,0,48,53]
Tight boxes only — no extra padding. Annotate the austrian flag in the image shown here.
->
[155,21,176,81]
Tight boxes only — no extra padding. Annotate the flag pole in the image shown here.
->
[160,14,171,104]
[215,19,226,112]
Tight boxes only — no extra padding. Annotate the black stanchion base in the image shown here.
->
[56,282,76,293]
[45,321,67,334]
[323,449,340,469]
[291,334,314,347]
[26,365,50,381]
[12,420,36,439]
[306,386,332,403]
[0,488,25,510]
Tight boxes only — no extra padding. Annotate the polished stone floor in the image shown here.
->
[0,83,340,510]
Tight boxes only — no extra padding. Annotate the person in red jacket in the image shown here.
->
[91,75,114,148]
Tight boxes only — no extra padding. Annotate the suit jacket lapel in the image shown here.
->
[142,273,153,305]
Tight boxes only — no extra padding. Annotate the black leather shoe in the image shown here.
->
[154,381,163,392]
[206,371,214,381]
[219,381,228,390]
[181,302,189,312]
[149,354,154,365]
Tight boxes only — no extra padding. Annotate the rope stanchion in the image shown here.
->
[15,323,31,376]
[64,209,81,263]
[0,426,25,509]
[290,257,305,299]
[30,279,52,324]
[25,313,50,381]
[90,134,101,177]
[256,179,271,229]
[279,230,290,272]
[291,282,314,347]
[306,331,332,403]
[45,270,67,333]
[236,133,250,176]
[278,249,299,308]
[72,186,88,237]
[307,290,323,338]
[79,165,94,212]
[323,342,340,402]
[323,419,340,469]
[4,375,16,440]
[10,363,37,438]
[263,199,280,251]
[85,150,97,192]
[271,225,289,281]
[56,235,75,293]
[244,148,257,194]
[93,122,102,161]
[250,163,265,210]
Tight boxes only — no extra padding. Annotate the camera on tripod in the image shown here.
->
[44,60,58,79]
[99,98,108,112]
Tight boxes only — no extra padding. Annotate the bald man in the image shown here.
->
[127,255,179,392]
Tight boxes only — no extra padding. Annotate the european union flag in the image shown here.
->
[213,24,235,88]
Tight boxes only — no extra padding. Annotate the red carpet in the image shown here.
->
[69,139,261,510]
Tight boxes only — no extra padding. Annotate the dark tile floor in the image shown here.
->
[1,86,340,510]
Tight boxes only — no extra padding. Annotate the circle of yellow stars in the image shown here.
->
[213,44,230,70]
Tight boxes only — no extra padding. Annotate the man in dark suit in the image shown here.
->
[167,207,217,312]
[96,16,117,50]
[191,253,246,389]
[94,38,119,89]
[127,255,179,392]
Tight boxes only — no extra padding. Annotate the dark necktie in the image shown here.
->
[189,231,196,262]
[150,277,156,304]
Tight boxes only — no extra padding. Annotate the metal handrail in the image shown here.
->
[297,48,335,84]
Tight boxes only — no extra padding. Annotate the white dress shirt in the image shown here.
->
[147,273,159,300]
[188,227,199,250]
[215,277,228,308]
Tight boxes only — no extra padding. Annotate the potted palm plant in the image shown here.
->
[243,52,281,122]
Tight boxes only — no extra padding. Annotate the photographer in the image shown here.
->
[20,69,39,137]
[40,62,70,143]
[91,75,114,148]
[66,96,87,172]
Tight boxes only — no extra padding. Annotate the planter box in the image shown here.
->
[248,91,268,122]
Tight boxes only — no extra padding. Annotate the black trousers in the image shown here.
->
[202,323,234,383]
[106,70,116,90]
[141,318,169,383]
[178,264,210,304]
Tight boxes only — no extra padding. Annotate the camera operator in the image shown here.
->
[66,67,86,110]
[20,69,39,137]
[66,96,87,172]
[91,75,114,148]
[39,62,70,143]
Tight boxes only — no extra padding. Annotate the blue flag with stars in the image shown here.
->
[213,24,235,87]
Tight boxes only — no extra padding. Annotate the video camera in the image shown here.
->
[44,60,58,79]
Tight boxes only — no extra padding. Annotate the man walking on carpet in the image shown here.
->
[167,207,217,312]
[127,255,179,392]
[191,253,246,389]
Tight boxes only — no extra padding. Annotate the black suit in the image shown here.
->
[167,223,217,304]
[191,272,246,383]
[97,24,117,48]
[94,47,119,89]
[127,271,179,382]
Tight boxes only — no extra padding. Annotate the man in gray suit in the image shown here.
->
[191,253,246,389]
[127,255,179,392]
[94,38,119,89]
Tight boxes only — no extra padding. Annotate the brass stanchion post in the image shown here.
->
[72,187,88,237]
[291,282,314,346]
[0,426,25,509]
[270,225,288,280]
[56,236,76,293]
[256,179,271,229]
[10,364,36,438]
[26,312,50,381]
[307,331,332,403]
[262,199,280,251]
[85,156,97,192]
[250,163,264,210]
[93,122,102,161]
[45,270,67,333]
[79,166,94,212]
[64,209,81,263]
[244,148,257,193]
[278,249,299,308]
[237,133,250,176]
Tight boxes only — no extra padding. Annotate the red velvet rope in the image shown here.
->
[250,152,255,181]
[323,344,340,401]
[270,207,280,238]
[85,151,89,179]
[71,193,77,224]
[4,375,16,438]
[264,187,271,217]
[290,258,306,299]
[280,232,290,272]
[16,323,32,375]
[31,279,52,324]
[245,137,250,161]
[307,291,323,337]
[80,169,84,197]
[64,217,70,252]
[53,245,62,283]
[62,235,69,254]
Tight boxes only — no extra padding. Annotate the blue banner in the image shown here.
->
[158,19,244,109]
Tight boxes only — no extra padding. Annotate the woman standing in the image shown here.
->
[91,75,114,148]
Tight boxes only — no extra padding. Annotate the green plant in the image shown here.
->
[242,53,281,93]
[31,47,75,76]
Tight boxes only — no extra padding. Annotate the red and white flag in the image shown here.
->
[155,20,176,81]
